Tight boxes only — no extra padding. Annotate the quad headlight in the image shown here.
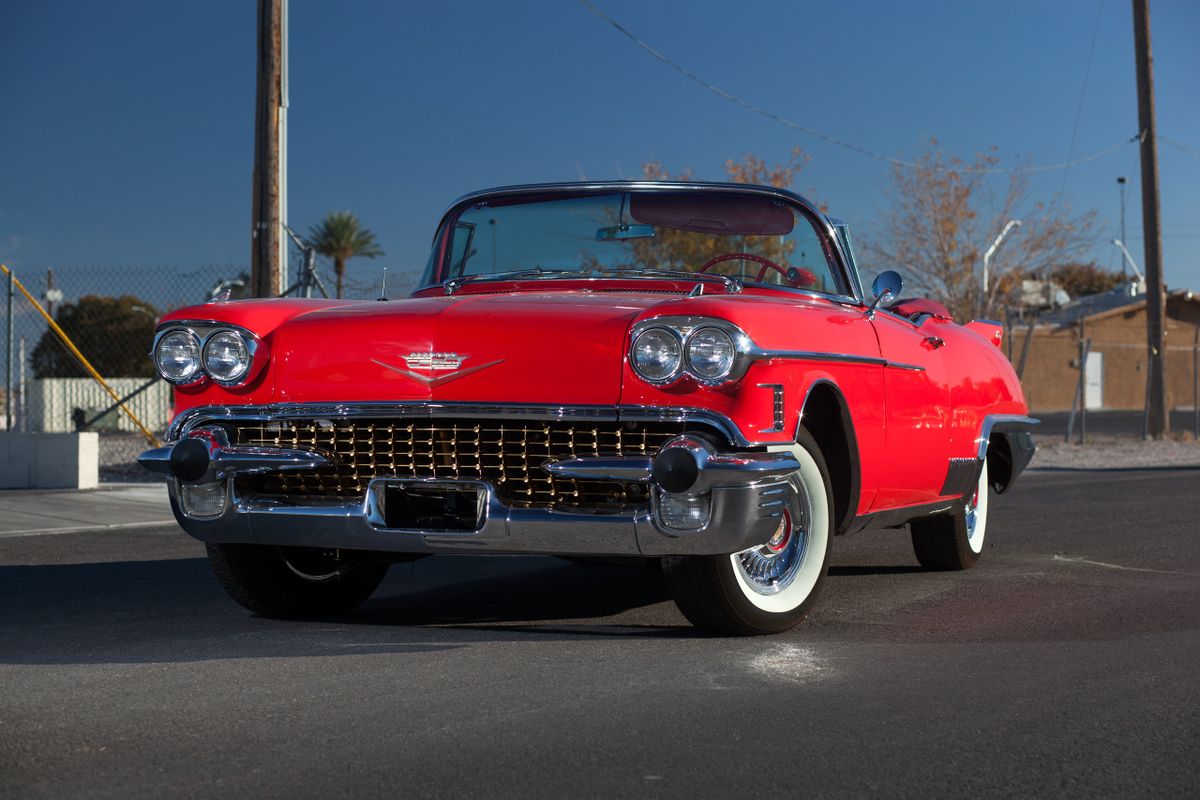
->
[631,328,683,383]
[154,329,202,384]
[629,318,749,386]
[203,330,251,383]
[153,325,258,386]
[685,327,736,381]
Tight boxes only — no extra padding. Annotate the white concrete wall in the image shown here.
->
[0,432,100,489]
[25,378,172,434]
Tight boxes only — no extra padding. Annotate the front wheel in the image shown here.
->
[206,544,389,618]
[910,459,989,570]
[663,428,833,636]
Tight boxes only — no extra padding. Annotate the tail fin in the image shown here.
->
[966,320,1004,348]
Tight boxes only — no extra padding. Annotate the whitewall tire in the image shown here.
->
[663,427,833,636]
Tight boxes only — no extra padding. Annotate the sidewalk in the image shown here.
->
[0,483,175,538]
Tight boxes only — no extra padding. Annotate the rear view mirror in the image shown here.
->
[866,270,903,318]
[596,224,655,241]
[872,270,903,301]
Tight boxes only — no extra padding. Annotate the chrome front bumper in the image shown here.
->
[142,411,800,558]
[160,476,790,557]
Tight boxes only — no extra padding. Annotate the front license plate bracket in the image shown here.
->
[381,481,486,532]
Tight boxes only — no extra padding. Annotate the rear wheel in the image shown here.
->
[910,459,989,570]
[206,543,389,618]
[663,428,833,636]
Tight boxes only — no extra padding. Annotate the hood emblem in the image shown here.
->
[403,352,466,371]
[371,351,502,388]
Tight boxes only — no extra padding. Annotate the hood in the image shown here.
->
[270,292,669,405]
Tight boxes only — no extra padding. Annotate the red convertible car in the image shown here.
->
[140,182,1036,635]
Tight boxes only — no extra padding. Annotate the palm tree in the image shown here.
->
[305,211,384,298]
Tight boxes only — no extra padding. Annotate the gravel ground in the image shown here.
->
[1031,435,1200,469]
[99,433,167,483]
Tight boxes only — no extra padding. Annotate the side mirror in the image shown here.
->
[866,270,903,319]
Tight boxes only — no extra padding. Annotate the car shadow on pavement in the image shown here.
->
[0,556,691,665]
[351,558,692,637]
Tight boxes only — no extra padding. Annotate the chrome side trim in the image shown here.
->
[754,349,886,367]
[977,414,1041,460]
[753,349,926,372]
[884,360,926,372]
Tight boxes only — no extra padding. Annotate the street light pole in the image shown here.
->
[982,219,1022,305]
[1112,239,1147,286]
[1117,176,1128,279]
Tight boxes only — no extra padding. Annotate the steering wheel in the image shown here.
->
[697,252,816,288]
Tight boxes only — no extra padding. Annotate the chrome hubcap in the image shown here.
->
[735,478,810,595]
[965,487,980,541]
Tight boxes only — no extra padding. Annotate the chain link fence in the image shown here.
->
[3,264,238,480]
[3,256,424,483]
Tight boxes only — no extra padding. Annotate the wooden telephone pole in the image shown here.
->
[1132,0,1168,438]
[251,0,283,298]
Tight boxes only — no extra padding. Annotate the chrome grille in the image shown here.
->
[227,417,688,509]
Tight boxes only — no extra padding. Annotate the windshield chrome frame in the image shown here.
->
[418,181,866,306]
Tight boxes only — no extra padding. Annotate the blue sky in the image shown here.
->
[2,0,1198,296]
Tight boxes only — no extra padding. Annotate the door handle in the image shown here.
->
[924,336,945,349]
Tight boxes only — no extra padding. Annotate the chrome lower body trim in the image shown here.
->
[167,476,787,558]
[977,414,1040,460]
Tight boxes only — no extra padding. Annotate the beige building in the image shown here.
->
[1007,288,1200,412]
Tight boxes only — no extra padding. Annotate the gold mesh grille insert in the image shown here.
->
[226,417,687,510]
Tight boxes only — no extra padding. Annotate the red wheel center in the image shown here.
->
[766,508,793,553]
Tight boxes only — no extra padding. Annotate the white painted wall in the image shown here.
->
[25,378,172,434]
[0,432,99,489]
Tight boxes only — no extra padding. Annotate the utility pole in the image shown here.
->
[1132,0,1168,439]
[251,0,283,298]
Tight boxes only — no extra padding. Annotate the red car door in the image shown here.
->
[869,311,952,509]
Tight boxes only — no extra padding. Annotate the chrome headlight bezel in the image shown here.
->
[153,328,204,385]
[202,329,253,385]
[151,322,263,388]
[628,317,755,387]
[630,327,685,385]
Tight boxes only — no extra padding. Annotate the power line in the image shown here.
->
[579,0,1138,175]
[1057,0,1106,198]
[1159,136,1200,160]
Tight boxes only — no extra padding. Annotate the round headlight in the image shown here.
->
[154,329,201,383]
[686,327,736,381]
[631,328,682,383]
[202,330,251,383]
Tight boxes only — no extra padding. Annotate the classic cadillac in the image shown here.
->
[140,181,1036,635]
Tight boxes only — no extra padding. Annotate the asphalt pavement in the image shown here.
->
[1,470,1198,798]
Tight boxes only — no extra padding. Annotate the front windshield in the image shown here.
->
[427,191,847,295]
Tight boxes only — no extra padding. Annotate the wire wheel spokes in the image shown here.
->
[735,476,810,595]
